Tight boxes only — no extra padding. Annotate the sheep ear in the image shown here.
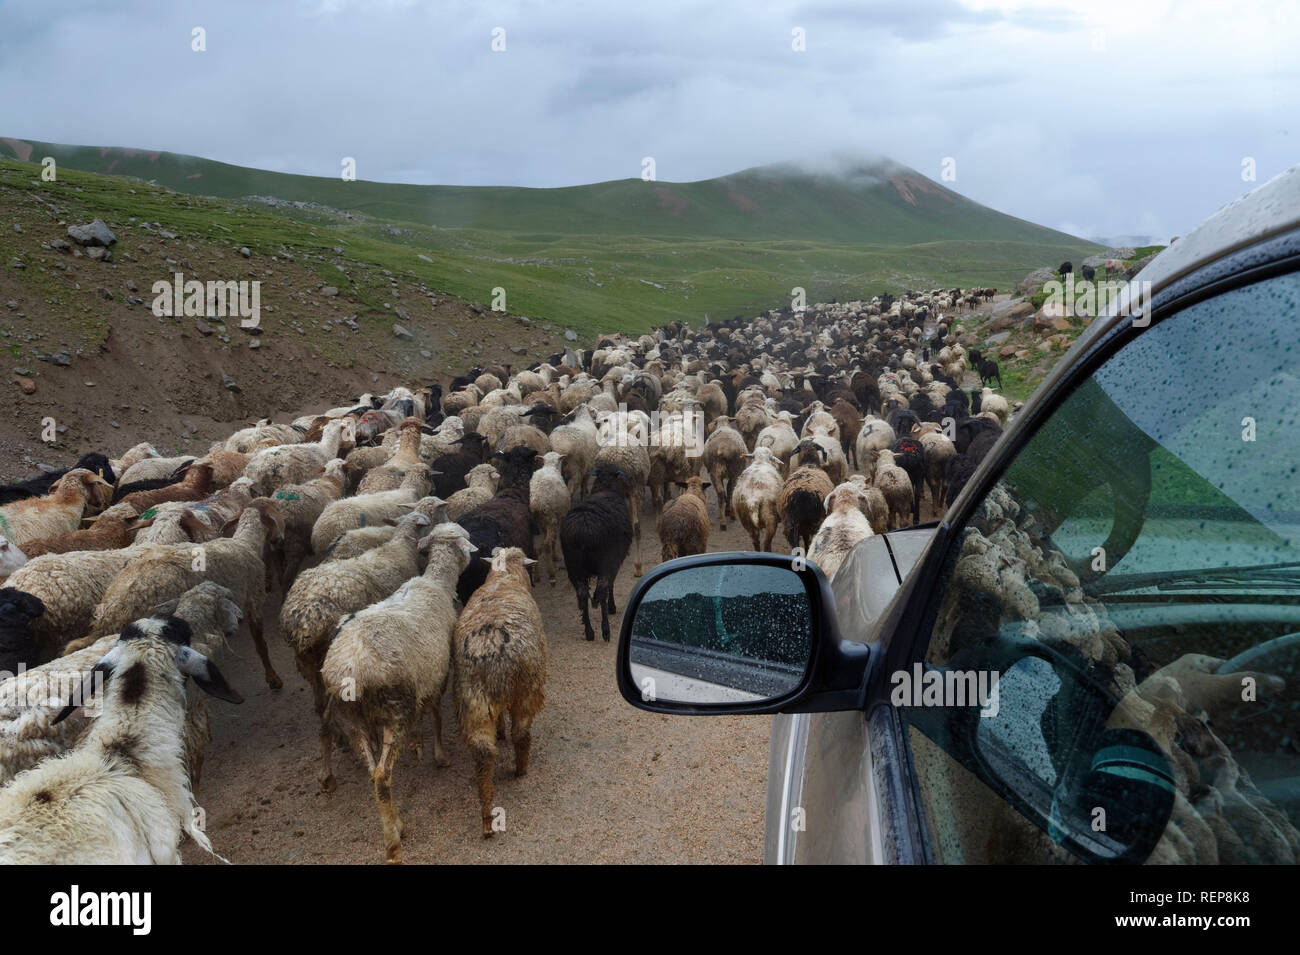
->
[491,546,503,557]
[153,597,181,616]
[701,481,711,489]
[673,481,688,489]
[176,646,243,704]
[219,518,240,538]
[53,647,121,724]
[522,557,538,566]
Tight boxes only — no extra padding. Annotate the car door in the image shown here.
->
[864,242,1300,864]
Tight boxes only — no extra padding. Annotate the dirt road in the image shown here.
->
[194,501,771,865]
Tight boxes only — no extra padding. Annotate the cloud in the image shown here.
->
[0,0,1294,237]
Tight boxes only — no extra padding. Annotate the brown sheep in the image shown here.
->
[0,469,113,547]
[777,466,835,552]
[454,547,546,837]
[18,502,139,558]
[657,476,711,562]
[117,461,217,513]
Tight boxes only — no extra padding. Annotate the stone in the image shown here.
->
[87,246,110,261]
[49,239,71,251]
[249,339,261,350]
[1016,266,1056,295]
[50,353,72,366]
[564,329,578,341]
[67,219,116,247]
[16,377,35,395]
[999,344,1018,358]
[195,320,214,336]
[222,374,241,393]
[419,349,432,359]
[7,258,24,270]
[125,280,138,292]
[239,247,251,258]
[321,286,339,297]
[988,300,1033,331]
[985,330,1011,346]
[510,345,526,355]
[392,325,414,340]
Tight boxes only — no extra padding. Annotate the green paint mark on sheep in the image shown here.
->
[274,491,300,501]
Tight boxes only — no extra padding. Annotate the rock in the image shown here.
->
[15,377,35,395]
[49,239,70,251]
[447,328,458,339]
[1016,267,1056,295]
[50,353,72,366]
[239,247,251,258]
[5,301,16,310]
[999,344,1018,358]
[510,345,526,355]
[985,330,1011,346]
[417,254,432,263]
[111,421,120,429]
[321,286,339,297]
[87,246,111,261]
[470,303,485,315]
[222,374,241,393]
[67,218,116,247]
[249,339,261,350]
[988,300,1034,331]
[1032,310,1073,335]
[12,224,22,234]
[7,258,24,270]
[392,325,414,340]
[564,329,578,341]
[394,308,410,322]
[158,229,178,240]
[195,320,214,336]
[419,349,432,359]
[125,280,138,292]
[84,381,95,387]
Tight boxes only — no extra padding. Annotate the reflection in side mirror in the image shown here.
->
[627,563,814,706]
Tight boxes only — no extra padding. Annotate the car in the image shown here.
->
[615,164,1300,865]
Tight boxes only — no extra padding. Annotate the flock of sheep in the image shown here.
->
[0,283,1013,864]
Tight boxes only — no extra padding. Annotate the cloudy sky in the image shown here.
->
[1,0,1295,241]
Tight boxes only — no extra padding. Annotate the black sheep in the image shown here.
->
[890,437,928,525]
[966,428,1001,464]
[0,588,45,675]
[560,467,633,642]
[977,358,1003,389]
[945,454,980,509]
[886,408,920,436]
[1081,264,1096,282]
[430,433,491,499]
[954,416,1002,456]
[110,471,187,505]
[455,445,540,603]
[424,384,444,429]
[1058,261,1073,275]
[0,453,116,505]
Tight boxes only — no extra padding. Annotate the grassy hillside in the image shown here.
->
[0,139,1100,340]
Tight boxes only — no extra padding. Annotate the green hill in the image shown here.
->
[0,137,1099,335]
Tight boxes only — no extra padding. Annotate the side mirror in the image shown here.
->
[616,552,870,715]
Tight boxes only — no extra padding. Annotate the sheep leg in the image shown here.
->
[604,577,617,615]
[248,613,284,690]
[576,581,595,641]
[544,525,558,587]
[374,727,404,864]
[510,704,536,777]
[496,711,508,741]
[597,581,613,642]
[762,523,776,553]
[631,499,643,578]
[472,742,497,838]
[430,700,450,768]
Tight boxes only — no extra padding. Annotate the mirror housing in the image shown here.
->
[616,552,871,715]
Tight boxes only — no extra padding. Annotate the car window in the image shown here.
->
[902,269,1300,864]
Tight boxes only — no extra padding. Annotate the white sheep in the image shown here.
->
[0,615,242,864]
[731,447,784,551]
[529,451,571,587]
[321,523,476,863]
[808,484,876,579]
